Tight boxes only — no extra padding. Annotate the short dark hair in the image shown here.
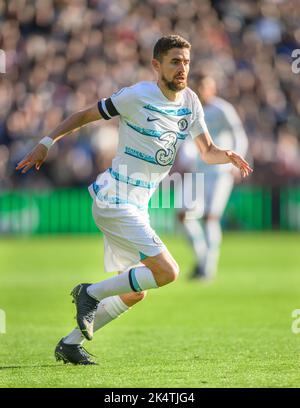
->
[153,35,191,61]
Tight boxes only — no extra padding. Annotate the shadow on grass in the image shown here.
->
[0,364,66,370]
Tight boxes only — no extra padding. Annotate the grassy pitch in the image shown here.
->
[0,233,300,388]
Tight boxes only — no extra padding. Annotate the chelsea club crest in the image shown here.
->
[178,118,188,131]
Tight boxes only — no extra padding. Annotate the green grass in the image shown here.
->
[0,232,300,388]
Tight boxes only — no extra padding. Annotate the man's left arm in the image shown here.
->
[194,131,253,178]
[190,94,252,178]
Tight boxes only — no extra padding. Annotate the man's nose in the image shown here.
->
[177,63,186,73]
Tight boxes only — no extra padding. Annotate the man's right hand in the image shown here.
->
[16,144,49,174]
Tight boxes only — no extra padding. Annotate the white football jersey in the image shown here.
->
[91,81,207,209]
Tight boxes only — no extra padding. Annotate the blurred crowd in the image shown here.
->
[0,0,299,189]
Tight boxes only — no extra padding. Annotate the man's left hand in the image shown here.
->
[226,151,253,178]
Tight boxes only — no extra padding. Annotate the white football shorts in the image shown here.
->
[177,172,234,219]
[88,184,166,273]
[203,173,234,217]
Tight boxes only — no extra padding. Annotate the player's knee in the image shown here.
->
[127,291,147,301]
[170,262,180,282]
[135,290,147,301]
[160,262,180,285]
[120,290,147,306]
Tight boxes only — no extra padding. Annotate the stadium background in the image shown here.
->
[0,0,299,233]
[1,0,300,388]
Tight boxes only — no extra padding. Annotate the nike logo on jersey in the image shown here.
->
[147,117,159,122]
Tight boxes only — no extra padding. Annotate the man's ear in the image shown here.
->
[151,58,160,72]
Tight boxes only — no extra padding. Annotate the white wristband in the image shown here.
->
[39,136,54,150]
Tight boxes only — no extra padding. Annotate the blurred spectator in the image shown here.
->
[0,0,299,188]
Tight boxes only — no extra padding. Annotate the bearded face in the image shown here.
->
[161,73,188,91]
[155,47,190,92]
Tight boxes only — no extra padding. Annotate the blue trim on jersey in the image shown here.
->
[124,146,157,165]
[143,104,192,116]
[126,121,187,140]
[92,182,146,210]
[109,168,157,189]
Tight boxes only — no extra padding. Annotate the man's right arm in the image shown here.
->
[16,103,102,174]
[48,103,102,142]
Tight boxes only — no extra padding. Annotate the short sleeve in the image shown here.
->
[189,95,208,139]
[97,86,134,120]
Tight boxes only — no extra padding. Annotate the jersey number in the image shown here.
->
[155,131,177,166]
